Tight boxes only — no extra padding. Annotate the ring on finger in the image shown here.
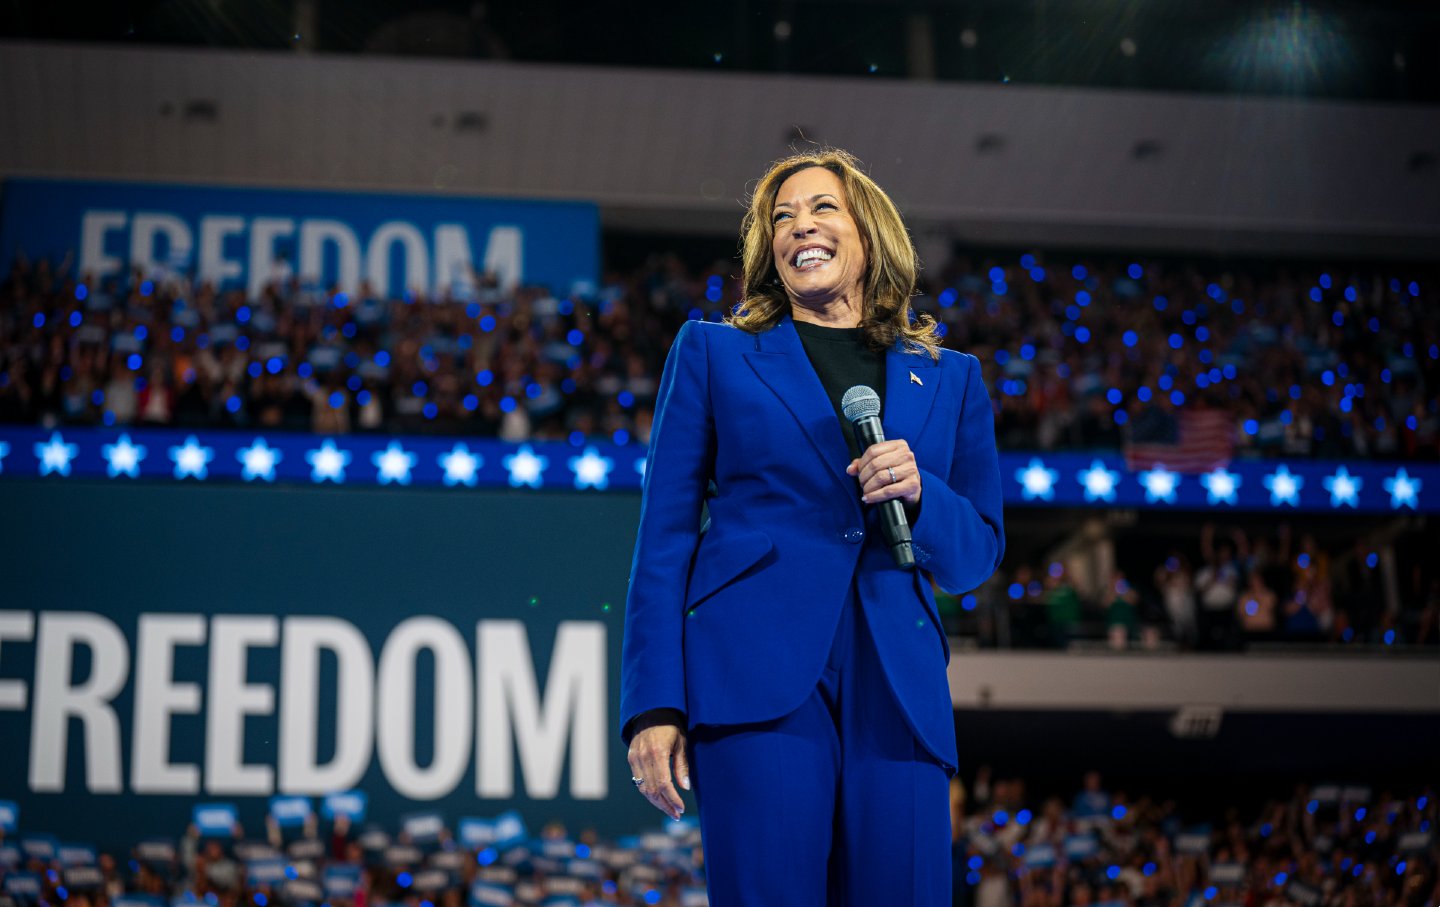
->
[631,776,645,789]
[887,466,897,485]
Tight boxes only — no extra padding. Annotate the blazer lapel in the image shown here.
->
[742,315,857,497]
[883,341,940,446]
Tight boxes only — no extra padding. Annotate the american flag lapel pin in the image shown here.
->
[910,370,923,386]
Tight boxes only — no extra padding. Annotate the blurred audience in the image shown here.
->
[2,250,1436,461]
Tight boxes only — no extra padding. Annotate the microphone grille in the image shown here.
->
[841,385,882,423]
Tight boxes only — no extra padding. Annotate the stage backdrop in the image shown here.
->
[0,480,646,850]
[0,178,599,299]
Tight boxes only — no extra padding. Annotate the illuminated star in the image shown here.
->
[169,436,214,480]
[102,434,147,478]
[1076,459,1120,502]
[1138,464,1180,504]
[1199,467,1241,505]
[372,440,416,485]
[34,432,78,477]
[504,444,549,488]
[1263,464,1303,507]
[306,439,351,483]
[1322,465,1362,508]
[438,443,481,487]
[568,446,614,490]
[237,438,282,482]
[1015,457,1058,501]
[0,440,11,474]
[1383,468,1420,510]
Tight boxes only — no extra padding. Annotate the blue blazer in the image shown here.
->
[619,314,1005,770]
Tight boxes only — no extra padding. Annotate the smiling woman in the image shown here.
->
[619,147,1006,905]
[731,148,941,356]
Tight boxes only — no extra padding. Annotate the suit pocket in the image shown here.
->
[684,527,775,611]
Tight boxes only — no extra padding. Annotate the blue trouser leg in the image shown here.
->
[690,586,952,906]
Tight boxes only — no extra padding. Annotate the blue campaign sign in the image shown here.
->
[322,865,363,898]
[192,803,238,836]
[322,791,368,822]
[268,795,312,827]
[0,178,598,300]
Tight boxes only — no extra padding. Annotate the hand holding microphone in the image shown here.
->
[842,386,919,570]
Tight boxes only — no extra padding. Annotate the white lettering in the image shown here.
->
[131,614,206,794]
[432,224,475,299]
[0,611,35,712]
[205,616,277,795]
[129,212,194,276]
[78,211,127,286]
[483,226,523,291]
[279,617,374,794]
[376,617,471,800]
[298,219,362,295]
[247,217,296,299]
[365,221,428,300]
[197,215,246,290]
[477,621,606,799]
[30,613,130,793]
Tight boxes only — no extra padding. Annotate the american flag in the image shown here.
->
[1124,407,1235,473]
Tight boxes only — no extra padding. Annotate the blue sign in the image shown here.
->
[323,865,363,898]
[0,178,598,300]
[192,803,238,837]
[322,791,368,822]
[2,425,1434,514]
[0,479,641,853]
[269,795,312,827]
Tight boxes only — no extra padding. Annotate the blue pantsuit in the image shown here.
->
[621,315,1005,902]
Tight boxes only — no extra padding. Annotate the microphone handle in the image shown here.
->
[853,416,916,570]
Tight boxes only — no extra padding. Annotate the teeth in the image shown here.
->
[794,248,833,267]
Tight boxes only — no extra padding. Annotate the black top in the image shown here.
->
[793,320,886,460]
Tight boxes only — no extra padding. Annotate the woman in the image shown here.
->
[620,149,1005,904]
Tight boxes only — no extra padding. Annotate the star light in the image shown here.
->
[504,444,549,488]
[1199,467,1241,505]
[439,443,482,487]
[1322,465,1362,508]
[1383,468,1421,510]
[1138,464,1180,504]
[306,439,352,483]
[1076,459,1120,502]
[568,446,614,490]
[1263,464,1303,507]
[0,440,9,474]
[1015,457,1058,501]
[35,432,78,477]
[237,438,282,482]
[102,434,147,478]
[372,440,417,485]
[169,436,215,480]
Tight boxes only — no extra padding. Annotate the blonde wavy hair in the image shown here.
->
[728,148,940,358]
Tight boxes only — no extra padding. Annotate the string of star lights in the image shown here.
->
[1,426,1432,513]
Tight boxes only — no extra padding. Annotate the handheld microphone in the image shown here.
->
[841,385,915,570]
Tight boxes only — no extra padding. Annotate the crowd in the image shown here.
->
[0,775,1432,907]
[951,771,1437,907]
[953,522,1439,650]
[1,250,1436,460]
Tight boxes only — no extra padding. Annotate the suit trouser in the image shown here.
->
[689,581,952,906]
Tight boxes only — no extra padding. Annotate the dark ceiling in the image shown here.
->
[1,0,1436,103]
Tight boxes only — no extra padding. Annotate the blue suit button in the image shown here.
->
[843,528,864,543]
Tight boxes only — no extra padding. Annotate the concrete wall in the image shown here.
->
[3,42,1439,259]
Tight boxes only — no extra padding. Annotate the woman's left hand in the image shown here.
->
[847,439,922,509]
